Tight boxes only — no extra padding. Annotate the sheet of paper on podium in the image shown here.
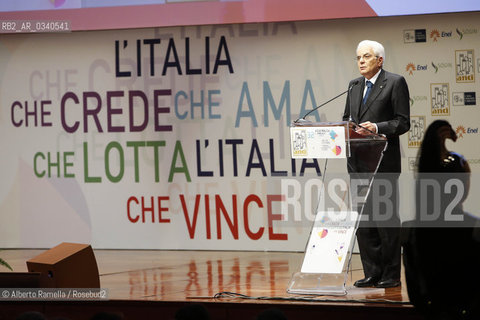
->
[300,211,358,274]
[290,126,346,159]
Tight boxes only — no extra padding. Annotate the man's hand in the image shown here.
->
[355,121,377,136]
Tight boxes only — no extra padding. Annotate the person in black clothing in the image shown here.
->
[402,120,480,319]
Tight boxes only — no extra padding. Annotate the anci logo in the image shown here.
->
[455,49,475,83]
[406,63,427,75]
[49,0,66,8]
[455,125,478,139]
[408,116,426,148]
[430,83,450,116]
[430,29,452,42]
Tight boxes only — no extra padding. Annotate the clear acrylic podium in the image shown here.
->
[287,120,387,295]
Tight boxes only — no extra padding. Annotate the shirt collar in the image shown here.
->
[365,69,382,85]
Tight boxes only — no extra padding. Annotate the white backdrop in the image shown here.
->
[0,11,479,250]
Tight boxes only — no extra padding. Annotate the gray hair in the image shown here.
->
[357,40,385,64]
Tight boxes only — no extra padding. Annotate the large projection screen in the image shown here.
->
[0,0,479,31]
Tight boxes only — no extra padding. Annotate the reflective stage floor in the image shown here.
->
[0,249,421,320]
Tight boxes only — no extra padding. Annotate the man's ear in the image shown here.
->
[377,56,384,68]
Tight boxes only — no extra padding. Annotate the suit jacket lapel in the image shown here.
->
[359,69,386,119]
[351,81,364,122]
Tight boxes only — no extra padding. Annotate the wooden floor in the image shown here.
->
[0,249,422,320]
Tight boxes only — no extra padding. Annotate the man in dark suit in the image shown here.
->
[342,40,410,288]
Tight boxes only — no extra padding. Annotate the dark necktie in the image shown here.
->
[363,80,373,105]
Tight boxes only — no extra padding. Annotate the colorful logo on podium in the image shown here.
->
[329,130,342,156]
[318,229,328,239]
[335,243,345,262]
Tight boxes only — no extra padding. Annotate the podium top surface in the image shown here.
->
[291,120,349,127]
[291,120,387,141]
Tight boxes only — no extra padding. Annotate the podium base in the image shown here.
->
[287,272,347,296]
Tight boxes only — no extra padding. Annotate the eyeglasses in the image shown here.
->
[356,53,378,61]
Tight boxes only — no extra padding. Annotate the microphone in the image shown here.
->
[347,80,360,122]
[294,80,359,123]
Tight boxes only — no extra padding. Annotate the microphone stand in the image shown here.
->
[294,81,359,124]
